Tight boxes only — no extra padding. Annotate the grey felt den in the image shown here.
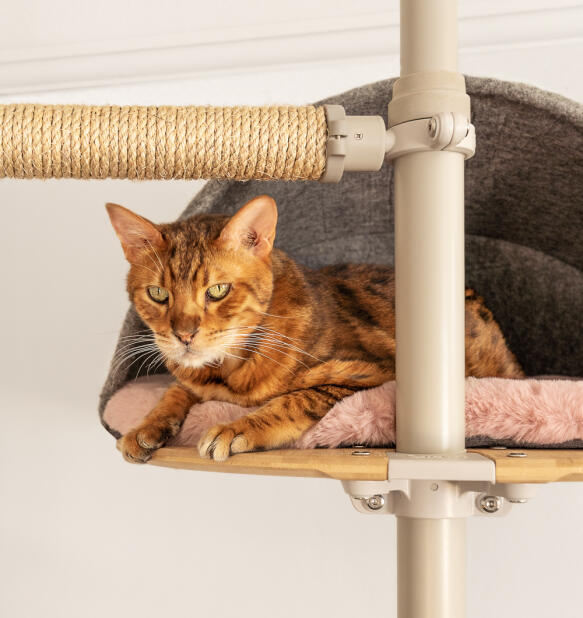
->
[99,76,583,436]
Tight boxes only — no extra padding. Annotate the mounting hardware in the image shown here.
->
[366,495,386,510]
[352,451,372,456]
[342,453,537,518]
[508,452,527,457]
[488,483,537,505]
[428,117,438,138]
[478,495,502,514]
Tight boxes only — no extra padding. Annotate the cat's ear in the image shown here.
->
[217,195,278,260]
[105,203,166,262]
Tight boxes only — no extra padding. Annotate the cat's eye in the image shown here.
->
[206,283,231,301]
[147,285,169,303]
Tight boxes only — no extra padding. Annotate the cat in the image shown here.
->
[106,194,523,463]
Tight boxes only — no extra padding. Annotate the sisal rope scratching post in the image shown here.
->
[0,104,327,181]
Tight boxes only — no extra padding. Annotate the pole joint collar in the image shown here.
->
[320,104,387,182]
[386,112,476,161]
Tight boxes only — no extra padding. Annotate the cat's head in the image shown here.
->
[106,195,278,370]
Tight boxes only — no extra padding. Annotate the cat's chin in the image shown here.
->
[177,350,224,369]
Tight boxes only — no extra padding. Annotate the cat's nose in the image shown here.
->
[173,329,197,345]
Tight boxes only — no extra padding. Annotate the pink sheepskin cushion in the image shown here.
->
[102,375,583,448]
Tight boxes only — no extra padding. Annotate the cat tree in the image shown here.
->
[1,1,582,616]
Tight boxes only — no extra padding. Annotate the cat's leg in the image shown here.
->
[118,382,199,463]
[198,385,355,461]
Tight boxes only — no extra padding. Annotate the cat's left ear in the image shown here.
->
[217,195,278,260]
[105,202,166,262]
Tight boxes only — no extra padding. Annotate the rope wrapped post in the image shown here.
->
[0,104,328,181]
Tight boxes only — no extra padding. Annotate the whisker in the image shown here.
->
[113,342,159,357]
[144,238,165,274]
[224,335,310,368]
[223,351,247,361]
[111,342,159,363]
[115,338,153,347]
[240,333,318,356]
[125,231,164,274]
[224,324,303,343]
[128,262,159,277]
[253,325,305,343]
[147,354,166,375]
[223,330,322,362]
[149,347,173,374]
[117,331,155,340]
[258,310,293,319]
[224,344,295,374]
[111,347,160,378]
[136,349,162,378]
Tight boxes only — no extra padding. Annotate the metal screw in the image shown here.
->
[354,132,363,140]
[430,483,439,491]
[352,451,371,456]
[428,117,438,138]
[508,452,527,458]
[478,495,502,514]
[491,446,507,450]
[366,495,385,510]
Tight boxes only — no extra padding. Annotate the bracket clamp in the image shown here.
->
[385,112,476,161]
[320,105,475,183]
[342,452,536,518]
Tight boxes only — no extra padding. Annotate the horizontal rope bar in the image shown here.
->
[0,104,327,181]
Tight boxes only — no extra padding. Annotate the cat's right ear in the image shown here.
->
[216,195,278,260]
[105,203,166,262]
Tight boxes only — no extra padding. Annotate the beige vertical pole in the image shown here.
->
[390,1,470,616]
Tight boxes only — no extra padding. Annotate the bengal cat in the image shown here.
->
[107,195,523,463]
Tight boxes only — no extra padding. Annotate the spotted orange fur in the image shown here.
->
[107,195,523,463]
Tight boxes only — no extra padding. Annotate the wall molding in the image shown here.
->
[1,4,581,96]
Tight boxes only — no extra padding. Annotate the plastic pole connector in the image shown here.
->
[320,104,387,182]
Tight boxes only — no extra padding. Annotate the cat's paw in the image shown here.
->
[198,423,254,461]
[117,422,178,464]
[117,430,153,463]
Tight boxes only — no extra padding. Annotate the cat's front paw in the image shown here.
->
[198,422,255,462]
[117,421,178,463]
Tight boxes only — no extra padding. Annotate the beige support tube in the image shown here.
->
[400,0,458,74]
[397,518,466,618]
[391,0,469,616]
[394,150,466,454]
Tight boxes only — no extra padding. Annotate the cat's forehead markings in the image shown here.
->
[168,243,201,281]
[163,214,230,284]
[167,260,180,284]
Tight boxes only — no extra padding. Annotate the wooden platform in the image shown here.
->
[149,447,583,484]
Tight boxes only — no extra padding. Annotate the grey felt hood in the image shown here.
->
[99,76,583,421]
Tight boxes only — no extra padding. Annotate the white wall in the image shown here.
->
[1,2,582,618]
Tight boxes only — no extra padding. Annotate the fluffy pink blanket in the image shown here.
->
[102,375,583,448]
